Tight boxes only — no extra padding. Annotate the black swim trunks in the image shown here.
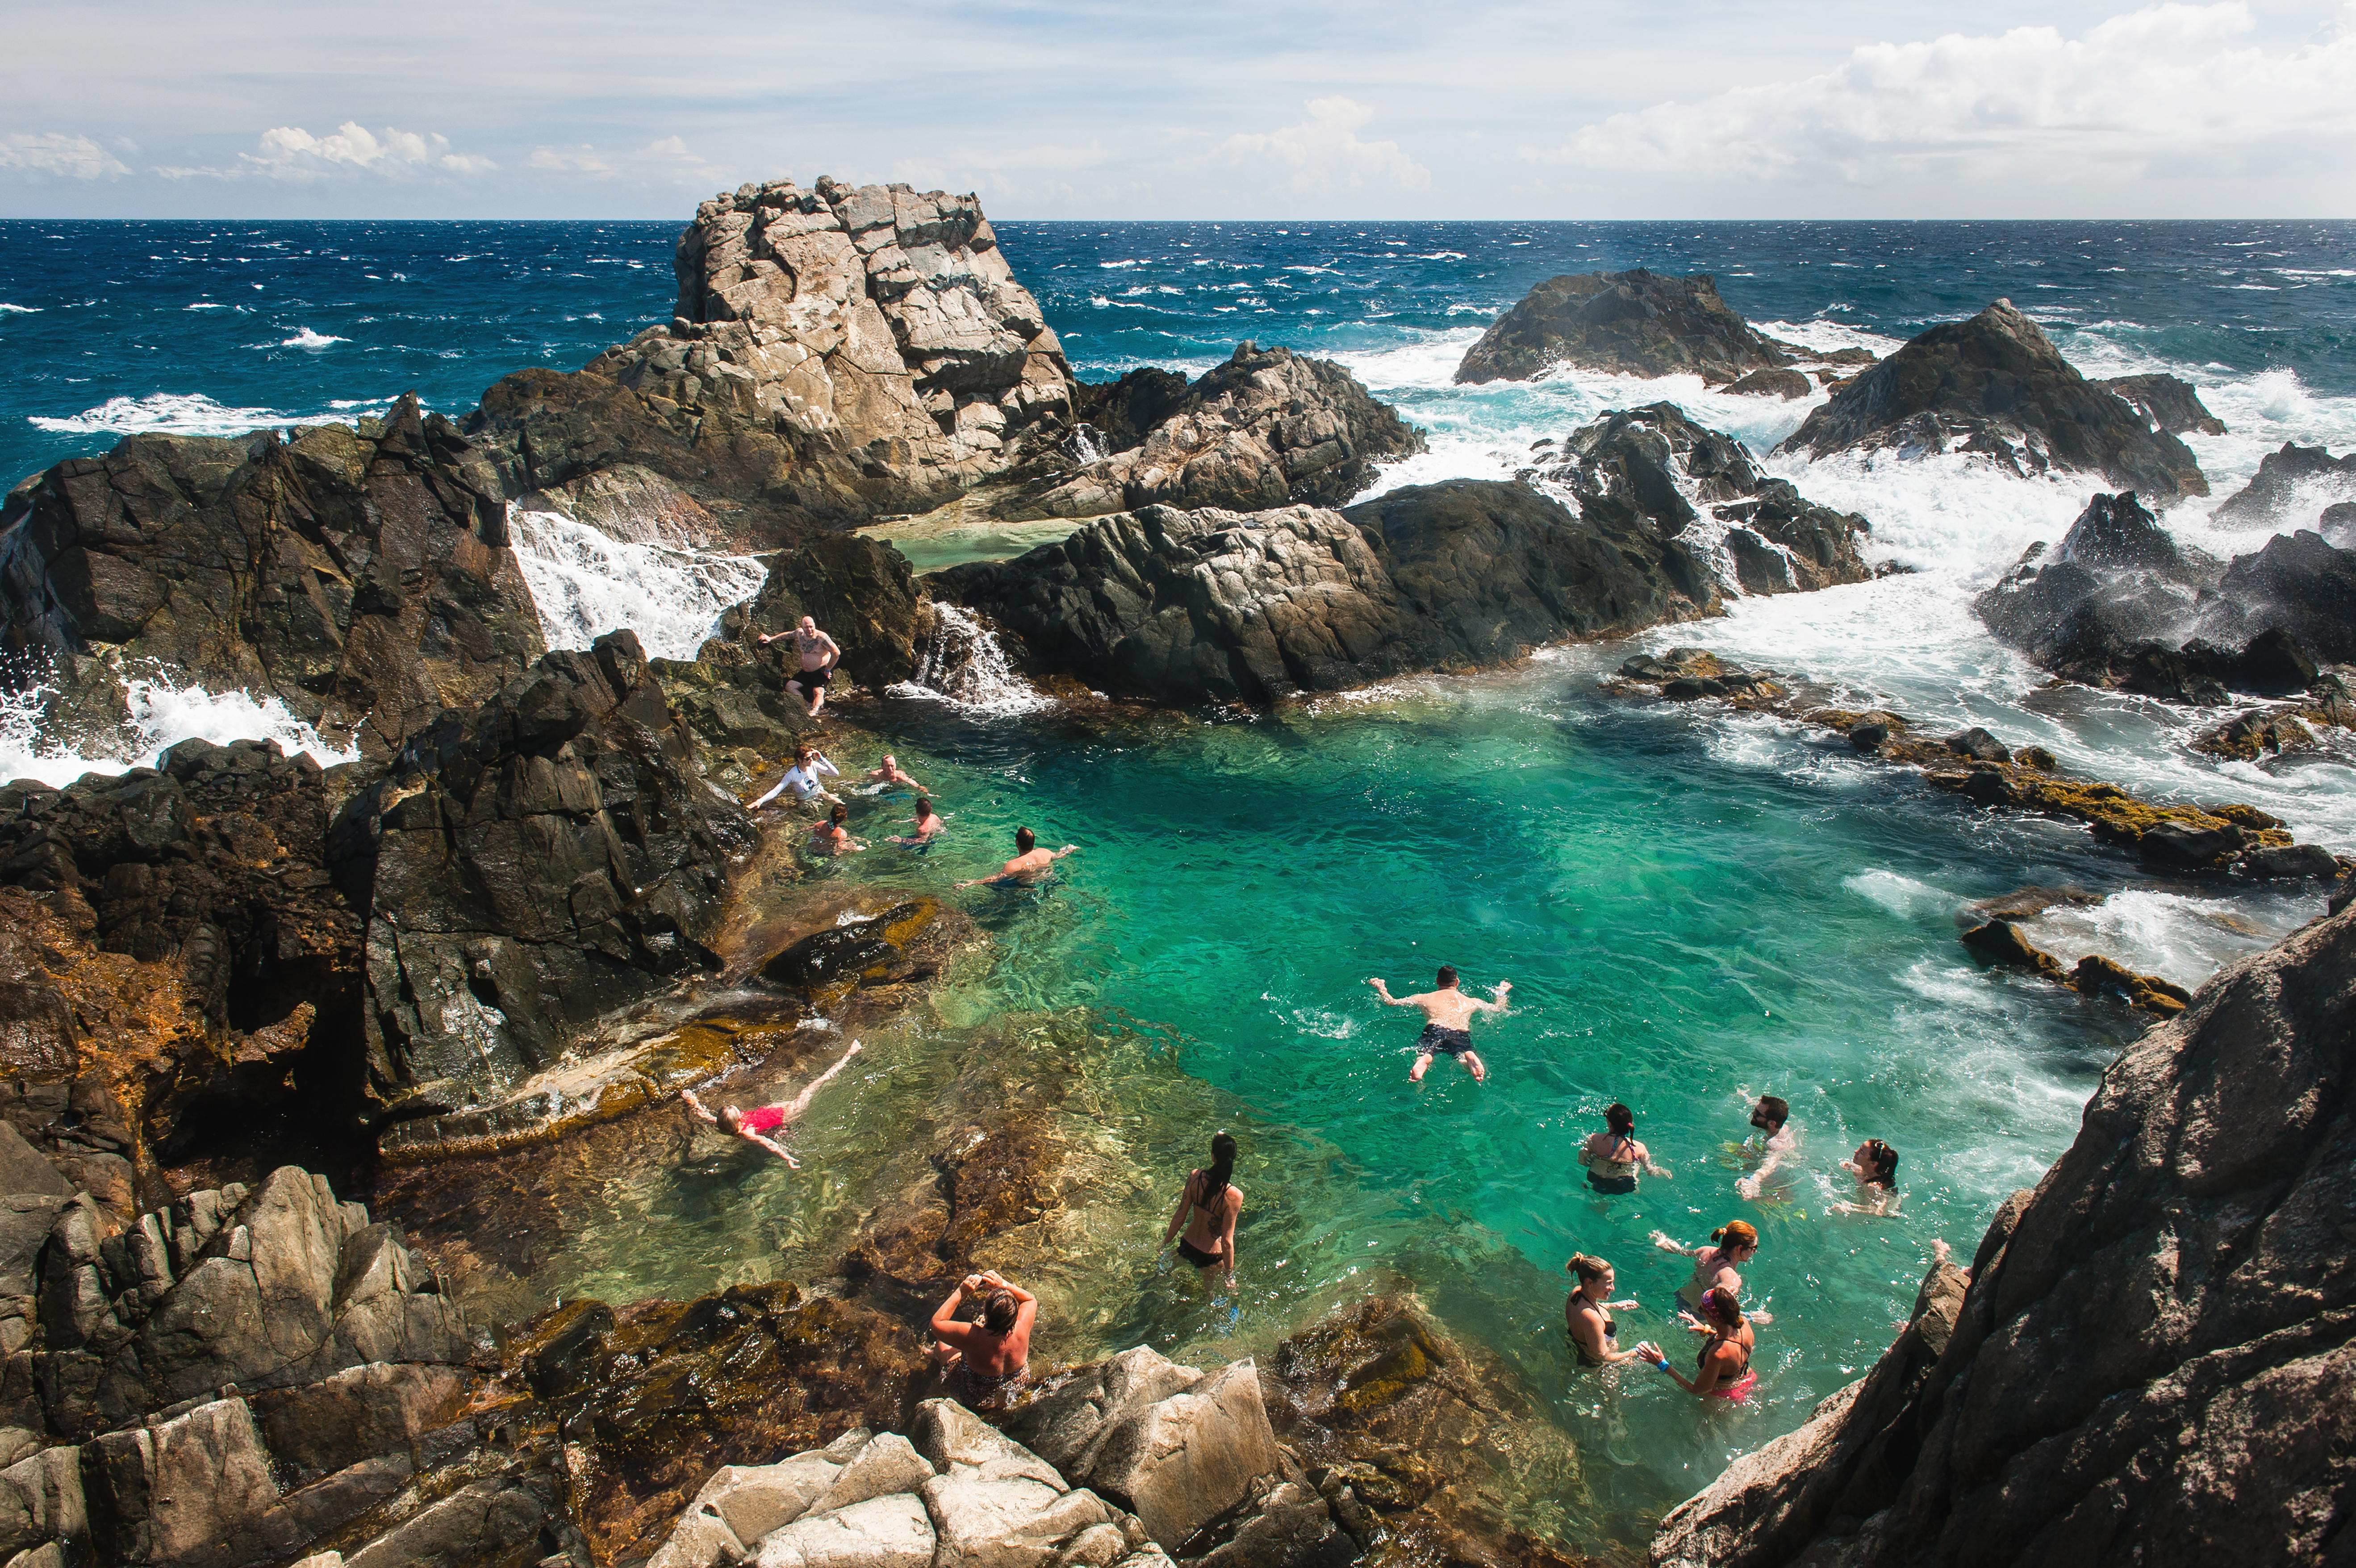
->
[1417,1024,1473,1057]
[1587,1171,1638,1195]
[1175,1238,1219,1268]
[794,666,833,688]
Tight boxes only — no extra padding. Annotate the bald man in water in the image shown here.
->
[1369,965,1512,1083]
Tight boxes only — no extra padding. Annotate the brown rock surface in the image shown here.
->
[1651,898,2356,1568]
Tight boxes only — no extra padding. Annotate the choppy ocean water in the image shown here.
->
[4,217,2354,1550]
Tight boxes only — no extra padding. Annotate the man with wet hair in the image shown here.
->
[956,827,1077,889]
[1738,1092,1797,1200]
[1369,964,1512,1083]
[758,615,843,715]
[930,1268,1036,1406]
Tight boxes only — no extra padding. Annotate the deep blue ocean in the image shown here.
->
[4,216,2354,1551]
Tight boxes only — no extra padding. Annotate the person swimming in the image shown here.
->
[1652,1220,1773,1324]
[1563,1253,1646,1367]
[678,1040,864,1166]
[1736,1093,1796,1200]
[1635,1286,1756,1402]
[1831,1138,1902,1215]
[1579,1103,1672,1194]
[889,797,946,849]
[955,827,1076,889]
[807,802,865,856]
[1161,1131,1242,1292]
[1368,965,1511,1083]
[862,753,923,790]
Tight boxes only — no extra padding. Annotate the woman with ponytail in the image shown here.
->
[1651,1219,1773,1324]
[1562,1254,1645,1367]
[1162,1131,1242,1292]
[1635,1287,1756,1401]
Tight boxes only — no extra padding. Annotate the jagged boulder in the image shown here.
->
[1454,271,1788,386]
[1779,301,2208,500]
[2099,373,2225,436]
[334,630,756,1118]
[2197,528,2356,663]
[2210,440,2356,528]
[0,394,543,761]
[1650,898,2356,1567]
[1001,343,1425,521]
[718,532,939,690]
[468,178,1074,539]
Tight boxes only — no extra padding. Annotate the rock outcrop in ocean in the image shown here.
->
[1454,271,1790,386]
[2210,439,2356,529]
[0,395,542,761]
[1650,895,2356,1568]
[1779,301,2210,501]
[2099,372,2226,436]
[936,406,1869,706]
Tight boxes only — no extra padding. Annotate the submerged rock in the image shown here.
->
[1651,897,2356,1566]
[0,394,542,761]
[1778,301,2209,501]
[1454,271,1788,386]
[1002,343,1425,521]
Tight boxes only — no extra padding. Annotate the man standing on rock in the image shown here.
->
[1369,966,1511,1083]
[759,615,842,716]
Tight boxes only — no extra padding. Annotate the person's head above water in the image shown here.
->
[1606,1103,1635,1136]
[795,744,816,764]
[1863,1138,1899,1184]
[1016,827,1037,853]
[719,1105,745,1130]
[799,615,818,634]
[1711,1220,1760,1258]
[982,1289,1021,1334]
[1703,1286,1744,1330]
[1565,1252,1613,1292]
[1436,964,1458,988]
[915,796,935,819]
[1751,1096,1790,1133]
[884,754,898,768]
[829,803,849,826]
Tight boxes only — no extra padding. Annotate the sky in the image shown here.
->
[2,0,2352,219]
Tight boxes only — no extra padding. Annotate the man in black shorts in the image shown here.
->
[758,615,843,716]
[1368,965,1512,1083]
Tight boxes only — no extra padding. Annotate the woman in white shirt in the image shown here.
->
[750,744,840,810]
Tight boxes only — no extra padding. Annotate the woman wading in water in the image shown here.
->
[1653,1220,1773,1324]
[1579,1103,1671,1194]
[1161,1132,1242,1292]
[1563,1254,1647,1367]
[1638,1287,1756,1402]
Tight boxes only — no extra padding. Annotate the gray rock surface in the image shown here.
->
[2210,439,2356,529]
[1650,898,2356,1568]
[1002,1346,1203,1480]
[2099,372,2226,436]
[1454,271,1788,386]
[755,1493,938,1568]
[1082,1360,1281,1549]
[1779,301,2209,501]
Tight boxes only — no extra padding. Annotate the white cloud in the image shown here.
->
[1216,96,1429,193]
[530,145,613,173]
[235,121,494,179]
[526,136,718,183]
[0,132,129,179]
[1527,2,2356,189]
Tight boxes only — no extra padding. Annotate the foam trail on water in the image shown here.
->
[27,393,365,438]
[509,508,769,662]
[0,676,358,789]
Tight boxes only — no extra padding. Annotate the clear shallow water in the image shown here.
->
[6,217,2355,1550]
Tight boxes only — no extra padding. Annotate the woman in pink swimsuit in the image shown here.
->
[680,1041,863,1166]
[1637,1287,1757,1402]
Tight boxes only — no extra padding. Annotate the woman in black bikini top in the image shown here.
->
[1563,1253,1646,1367]
[1161,1131,1242,1293]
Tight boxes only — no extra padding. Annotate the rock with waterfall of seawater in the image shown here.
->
[0,392,543,761]
[1453,271,1791,386]
[2196,527,2356,664]
[1527,402,1872,594]
[2099,372,2227,436]
[710,531,940,690]
[466,178,1077,544]
[1650,897,2356,1568]
[332,629,757,1126]
[992,342,1425,522]
[1778,301,2210,500]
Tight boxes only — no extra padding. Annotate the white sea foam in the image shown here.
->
[0,675,358,789]
[890,603,1055,715]
[26,392,353,438]
[508,507,768,663]
[279,327,347,348]
[0,305,39,315]
[1843,869,1954,919]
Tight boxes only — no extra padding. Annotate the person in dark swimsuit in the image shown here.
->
[679,1041,864,1166]
[1638,1286,1756,1401]
[1368,965,1511,1083]
[930,1269,1036,1409]
[1161,1132,1242,1292]
[758,616,842,716]
[1579,1103,1673,1194]
[1563,1253,1646,1367]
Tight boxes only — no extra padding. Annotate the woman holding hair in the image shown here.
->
[1636,1286,1755,1401]
[1579,1104,1672,1195]
[1562,1254,1647,1367]
[930,1269,1036,1406]
[1652,1220,1772,1324]
[807,802,865,856]
[1161,1132,1242,1292]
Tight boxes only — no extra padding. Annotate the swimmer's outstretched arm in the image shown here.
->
[1650,1229,1698,1256]
[741,1128,801,1167]
[680,1089,721,1126]
[1474,980,1513,1012]
[1366,978,1415,1006]
[780,1040,864,1120]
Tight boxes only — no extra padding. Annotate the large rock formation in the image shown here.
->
[468,178,1077,543]
[998,343,1425,520]
[1454,272,1788,386]
[2210,440,2356,529]
[1650,896,2356,1568]
[334,630,757,1123]
[1779,301,2209,501]
[2098,372,2225,437]
[2199,527,2356,663]
[0,394,543,760]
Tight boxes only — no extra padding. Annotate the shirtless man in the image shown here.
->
[955,827,1076,889]
[929,1269,1037,1407]
[1369,965,1511,1083]
[1736,1093,1796,1200]
[862,753,923,790]
[758,615,842,715]
[889,797,946,848]
[680,1040,863,1166]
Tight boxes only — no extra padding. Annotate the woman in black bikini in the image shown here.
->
[1578,1103,1672,1194]
[1161,1131,1241,1292]
[1637,1286,1757,1402]
[1563,1253,1647,1367]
